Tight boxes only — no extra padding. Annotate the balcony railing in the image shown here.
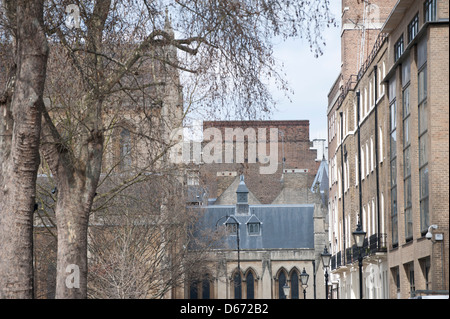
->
[331,233,388,268]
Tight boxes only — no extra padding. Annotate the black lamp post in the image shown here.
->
[225,216,241,296]
[321,246,331,299]
[300,267,309,299]
[353,222,366,299]
[216,215,241,298]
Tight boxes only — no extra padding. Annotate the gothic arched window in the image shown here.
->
[120,128,132,170]
[291,271,299,299]
[233,271,242,299]
[278,271,287,299]
[246,271,254,299]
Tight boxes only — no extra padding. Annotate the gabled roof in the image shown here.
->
[310,158,329,194]
[196,204,315,250]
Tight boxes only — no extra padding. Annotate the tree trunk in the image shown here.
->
[40,100,104,298]
[0,0,48,298]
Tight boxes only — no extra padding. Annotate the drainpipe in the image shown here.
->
[374,66,381,251]
[312,260,317,299]
[340,111,346,264]
[356,91,363,226]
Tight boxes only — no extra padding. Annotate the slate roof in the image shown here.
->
[195,204,315,250]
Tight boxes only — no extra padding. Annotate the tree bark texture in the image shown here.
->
[0,0,48,298]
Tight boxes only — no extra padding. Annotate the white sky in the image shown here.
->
[270,1,342,141]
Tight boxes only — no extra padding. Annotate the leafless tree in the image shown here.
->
[2,0,334,299]
[0,0,49,298]
[86,175,224,299]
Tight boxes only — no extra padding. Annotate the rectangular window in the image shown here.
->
[408,14,419,44]
[390,100,398,247]
[405,262,415,297]
[392,267,401,299]
[419,64,429,235]
[403,85,413,241]
[391,187,398,247]
[248,223,261,235]
[419,257,431,290]
[394,35,404,62]
[424,0,437,22]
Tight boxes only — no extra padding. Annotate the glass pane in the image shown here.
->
[403,87,410,117]
[417,37,427,68]
[404,176,412,208]
[419,101,428,134]
[390,103,397,130]
[246,272,254,299]
[420,166,429,198]
[390,130,397,159]
[389,78,396,102]
[404,147,411,176]
[403,117,410,146]
[420,197,430,232]
[402,57,411,85]
[419,132,428,166]
[279,272,287,299]
[291,272,299,299]
[405,207,413,239]
[234,273,242,299]
[202,278,210,299]
[390,158,397,186]
[391,187,397,217]
[190,281,198,299]
[418,67,427,103]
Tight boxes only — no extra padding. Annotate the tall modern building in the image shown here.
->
[327,0,448,299]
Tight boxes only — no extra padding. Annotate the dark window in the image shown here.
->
[390,100,398,247]
[419,257,431,290]
[278,271,287,299]
[248,223,261,235]
[202,277,210,299]
[291,272,299,299]
[406,262,415,297]
[246,272,254,299]
[424,0,437,22]
[394,35,404,62]
[408,14,419,43]
[403,86,413,241]
[418,65,429,234]
[234,272,242,299]
[120,128,132,170]
[189,280,199,299]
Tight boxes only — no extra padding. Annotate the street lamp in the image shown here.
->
[216,215,242,298]
[283,282,290,299]
[321,246,331,299]
[300,267,309,299]
[353,222,366,299]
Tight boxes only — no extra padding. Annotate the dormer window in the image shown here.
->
[246,215,262,236]
[248,223,261,235]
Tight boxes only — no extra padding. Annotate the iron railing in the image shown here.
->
[331,233,388,267]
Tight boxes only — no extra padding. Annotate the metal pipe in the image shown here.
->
[340,111,346,264]
[356,90,363,226]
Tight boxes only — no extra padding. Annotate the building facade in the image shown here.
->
[187,173,329,299]
[327,0,448,299]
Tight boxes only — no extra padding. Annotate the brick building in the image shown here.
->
[327,0,448,299]
[198,120,321,205]
[181,120,330,299]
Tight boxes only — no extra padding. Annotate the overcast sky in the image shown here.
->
[270,1,342,141]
